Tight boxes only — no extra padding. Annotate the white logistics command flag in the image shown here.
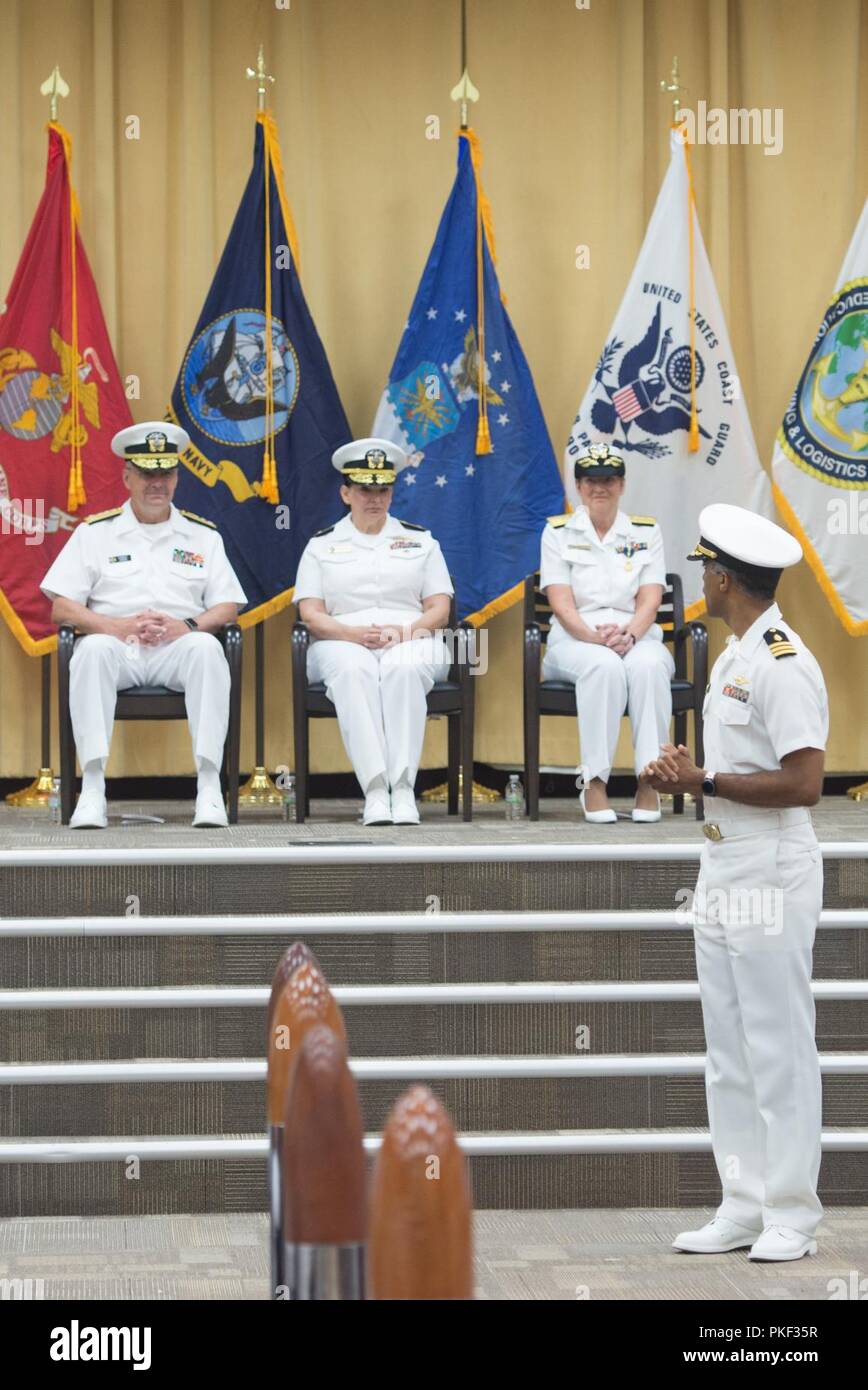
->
[772,199,868,636]
[565,127,771,617]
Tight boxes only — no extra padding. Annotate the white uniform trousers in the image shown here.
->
[692,819,824,1237]
[307,635,451,793]
[69,632,231,770]
[542,632,674,783]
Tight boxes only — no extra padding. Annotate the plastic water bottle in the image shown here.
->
[505,774,525,820]
[282,774,296,821]
[48,777,61,823]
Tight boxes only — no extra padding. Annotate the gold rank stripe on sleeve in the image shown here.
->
[83,507,123,525]
[180,509,217,529]
[546,513,569,528]
[763,628,797,658]
[629,515,656,526]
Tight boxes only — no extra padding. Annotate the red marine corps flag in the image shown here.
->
[0,121,130,654]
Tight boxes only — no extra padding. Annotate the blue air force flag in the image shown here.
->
[372,130,563,623]
[565,127,771,618]
[169,112,351,621]
[772,199,868,636]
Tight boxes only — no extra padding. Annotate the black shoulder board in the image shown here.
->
[313,524,335,538]
[630,515,656,527]
[546,513,569,529]
[84,507,122,525]
[180,509,217,530]
[764,627,797,658]
[399,519,427,532]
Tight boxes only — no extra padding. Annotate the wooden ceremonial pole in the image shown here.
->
[6,67,71,809]
[422,2,497,808]
[237,46,282,807]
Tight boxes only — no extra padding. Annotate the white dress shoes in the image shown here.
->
[748,1225,818,1261]
[192,790,228,828]
[363,787,393,826]
[632,793,661,823]
[69,790,108,829]
[672,1216,763,1253]
[390,785,420,825]
[579,787,617,824]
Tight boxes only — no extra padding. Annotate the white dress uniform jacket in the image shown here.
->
[695,601,829,1238]
[293,512,454,793]
[40,500,247,771]
[538,507,674,783]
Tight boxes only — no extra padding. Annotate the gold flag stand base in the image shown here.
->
[422,774,500,804]
[847,781,868,802]
[6,767,56,807]
[237,766,284,807]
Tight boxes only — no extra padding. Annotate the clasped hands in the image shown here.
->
[594,622,636,657]
[112,610,189,646]
[639,743,705,794]
[354,623,412,650]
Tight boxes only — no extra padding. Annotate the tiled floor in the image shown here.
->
[0,1208,864,1300]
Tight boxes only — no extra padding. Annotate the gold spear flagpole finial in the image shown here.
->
[40,65,70,122]
[450,68,480,131]
[245,44,275,112]
[660,55,688,123]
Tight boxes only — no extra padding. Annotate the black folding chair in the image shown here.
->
[291,587,476,822]
[522,571,707,820]
[57,624,243,824]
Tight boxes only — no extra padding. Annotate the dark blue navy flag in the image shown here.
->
[169,112,350,620]
[372,129,563,623]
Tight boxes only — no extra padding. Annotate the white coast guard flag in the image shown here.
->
[565,127,771,618]
[772,199,868,636]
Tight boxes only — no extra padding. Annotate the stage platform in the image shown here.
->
[1,794,866,1220]
[1,1206,865,1301]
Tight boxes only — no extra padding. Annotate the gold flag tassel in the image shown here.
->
[53,121,87,511]
[259,113,280,505]
[461,128,499,456]
[679,125,701,453]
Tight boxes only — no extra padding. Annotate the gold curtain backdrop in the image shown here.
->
[1,0,867,780]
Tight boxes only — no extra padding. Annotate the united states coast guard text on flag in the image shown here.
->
[372,129,564,624]
[772,198,868,636]
[565,125,771,618]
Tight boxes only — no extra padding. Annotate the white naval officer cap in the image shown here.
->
[687,503,802,576]
[111,421,190,472]
[332,437,408,487]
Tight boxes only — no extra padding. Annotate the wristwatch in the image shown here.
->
[184,617,199,631]
[701,770,717,798]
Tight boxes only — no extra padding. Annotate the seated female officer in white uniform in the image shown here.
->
[293,438,453,826]
[539,441,673,823]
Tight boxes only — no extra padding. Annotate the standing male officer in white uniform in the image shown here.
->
[294,438,453,826]
[640,503,828,1262]
[540,442,673,823]
[40,422,247,829]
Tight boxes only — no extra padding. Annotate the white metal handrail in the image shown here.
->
[2,841,866,868]
[0,1129,866,1162]
[1,1053,865,1084]
[0,979,866,1009]
[0,908,865,937]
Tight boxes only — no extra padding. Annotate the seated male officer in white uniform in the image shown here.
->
[293,438,453,826]
[40,422,247,829]
[540,442,673,823]
[640,504,828,1263]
